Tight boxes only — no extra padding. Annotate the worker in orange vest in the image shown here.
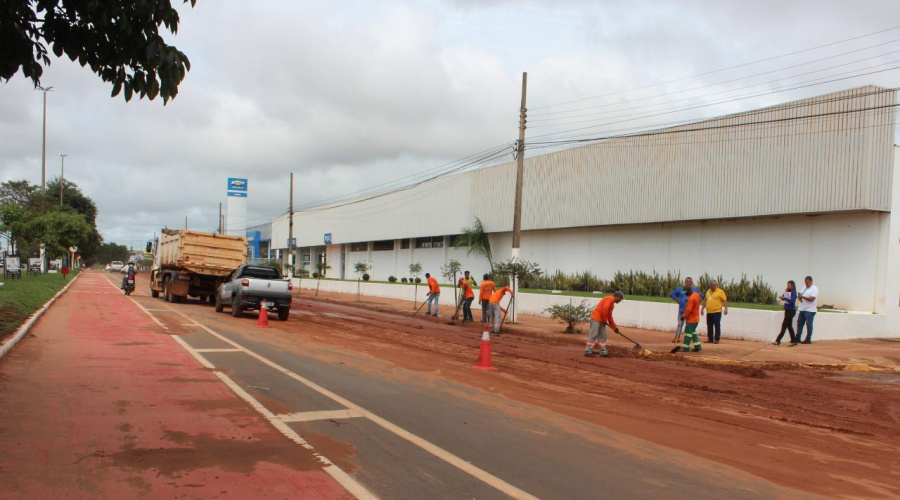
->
[479,274,496,324]
[459,277,475,323]
[681,288,703,352]
[585,291,624,358]
[425,273,441,316]
[489,285,514,333]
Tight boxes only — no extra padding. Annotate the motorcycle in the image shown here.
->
[124,275,135,296]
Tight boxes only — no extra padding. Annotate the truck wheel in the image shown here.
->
[214,294,224,313]
[277,307,290,321]
[151,290,159,298]
[231,295,243,317]
[164,281,172,302]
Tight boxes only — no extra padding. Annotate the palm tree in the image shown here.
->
[454,217,493,274]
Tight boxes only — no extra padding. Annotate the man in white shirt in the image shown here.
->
[796,275,818,344]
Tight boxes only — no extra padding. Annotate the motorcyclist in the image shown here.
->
[121,261,136,291]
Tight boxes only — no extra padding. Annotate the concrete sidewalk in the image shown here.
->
[300,288,900,371]
[0,270,347,499]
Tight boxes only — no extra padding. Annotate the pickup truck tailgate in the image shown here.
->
[245,279,291,299]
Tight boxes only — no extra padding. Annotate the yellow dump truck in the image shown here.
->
[148,229,247,304]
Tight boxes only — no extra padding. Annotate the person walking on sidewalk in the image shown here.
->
[774,280,798,346]
[425,273,441,316]
[489,284,514,333]
[680,288,702,352]
[458,277,475,323]
[479,274,496,324]
[701,281,728,344]
[797,276,819,344]
[669,277,701,343]
[585,291,624,358]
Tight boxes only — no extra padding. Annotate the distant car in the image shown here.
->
[109,261,124,272]
[105,263,111,271]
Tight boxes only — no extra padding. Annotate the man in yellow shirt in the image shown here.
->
[701,280,728,344]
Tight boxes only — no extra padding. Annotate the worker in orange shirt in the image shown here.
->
[459,277,476,323]
[479,274,496,324]
[489,284,514,333]
[425,273,441,316]
[680,288,702,352]
[585,291,624,358]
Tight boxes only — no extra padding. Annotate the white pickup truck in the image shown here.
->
[214,265,293,320]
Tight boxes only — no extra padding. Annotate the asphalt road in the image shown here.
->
[110,272,805,500]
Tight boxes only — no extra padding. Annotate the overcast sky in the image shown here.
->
[2,0,900,248]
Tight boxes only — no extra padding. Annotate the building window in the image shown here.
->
[415,236,444,249]
[373,240,394,251]
[401,239,410,249]
[350,242,368,252]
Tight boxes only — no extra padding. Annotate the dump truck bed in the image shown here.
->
[156,229,247,277]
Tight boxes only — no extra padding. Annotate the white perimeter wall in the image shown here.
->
[295,278,895,341]
[487,211,889,313]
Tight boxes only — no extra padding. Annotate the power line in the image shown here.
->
[525,69,900,142]
[530,24,900,111]
[530,45,900,122]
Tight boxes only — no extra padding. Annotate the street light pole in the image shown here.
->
[37,85,53,195]
[58,154,67,205]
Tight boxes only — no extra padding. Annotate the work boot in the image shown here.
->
[692,346,702,352]
[584,351,597,358]
[599,351,611,358]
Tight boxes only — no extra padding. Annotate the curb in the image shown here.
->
[0,272,81,360]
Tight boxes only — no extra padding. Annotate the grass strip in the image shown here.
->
[0,271,80,339]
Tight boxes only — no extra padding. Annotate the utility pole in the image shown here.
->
[58,154,67,205]
[510,72,527,323]
[512,72,527,259]
[185,216,188,230]
[218,202,223,234]
[38,86,53,195]
[288,173,294,279]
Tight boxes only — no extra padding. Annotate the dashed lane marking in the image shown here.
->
[152,301,539,500]
[95,274,377,500]
[194,348,244,353]
[277,409,366,423]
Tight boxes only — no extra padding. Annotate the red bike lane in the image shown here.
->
[0,270,348,499]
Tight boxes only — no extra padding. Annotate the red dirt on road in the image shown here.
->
[234,291,899,499]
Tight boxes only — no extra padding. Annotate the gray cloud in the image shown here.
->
[2,0,899,247]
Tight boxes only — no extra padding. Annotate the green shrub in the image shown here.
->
[388,275,397,283]
[544,300,592,334]
[524,269,776,304]
[401,277,408,283]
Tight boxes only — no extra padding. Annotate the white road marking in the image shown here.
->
[166,335,377,500]
[151,300,540,500]
[278,409,366,423]
[98,271,378,500]
[194,348,244,353]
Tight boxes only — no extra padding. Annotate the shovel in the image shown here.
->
[447,296,465,325]
[497,296,515,332]
[613,328,645,355]
[412,297,429,316]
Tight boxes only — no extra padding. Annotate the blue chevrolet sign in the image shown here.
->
[227,177,248,192]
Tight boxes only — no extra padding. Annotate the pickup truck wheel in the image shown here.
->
[277,308,290,321]
[164,281,172,302]
[151,290,159,298]
[231,295,243,317]
[214,294,224,313]
[208,295,216,306]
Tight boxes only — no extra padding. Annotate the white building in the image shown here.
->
[270,85,900,338]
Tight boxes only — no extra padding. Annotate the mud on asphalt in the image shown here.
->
[249,293,900,499]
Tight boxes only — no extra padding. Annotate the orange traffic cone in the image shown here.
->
[474,328,496,371]
[257,299,269,328]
